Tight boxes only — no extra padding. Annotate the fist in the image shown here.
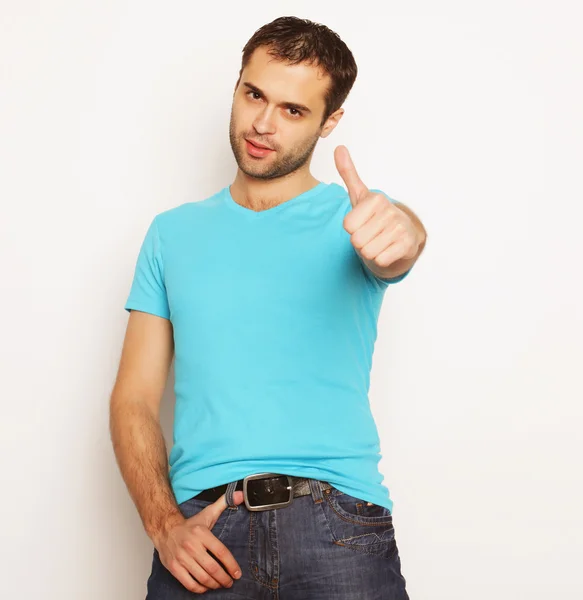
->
[334,145,422,271]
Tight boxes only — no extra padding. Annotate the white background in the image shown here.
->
[1,1,582,598]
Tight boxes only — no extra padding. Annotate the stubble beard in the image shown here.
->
[228,112,322,181]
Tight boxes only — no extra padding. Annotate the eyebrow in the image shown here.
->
[242,81,312,114]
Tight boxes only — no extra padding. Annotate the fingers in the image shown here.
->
[199,526,242,583]
[162,492,246,593]
[171,562,212,594]
[169,527,240,593]
[188,537,234,591]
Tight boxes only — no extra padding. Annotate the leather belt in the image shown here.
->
[194,472,333,511]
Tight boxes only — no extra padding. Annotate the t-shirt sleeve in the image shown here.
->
[124,216,171,319]
[360,188,413,289]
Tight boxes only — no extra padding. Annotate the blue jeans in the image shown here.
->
[146,478,410,599]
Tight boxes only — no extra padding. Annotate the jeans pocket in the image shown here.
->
[325,487,393,523]
[321,487,397,560]
[177,495,232,542]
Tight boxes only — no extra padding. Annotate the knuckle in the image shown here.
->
[380,211,392,225]
[350,234,363,249]
[176,550,190,568]
[188,581,207,594]
[377,256,391,267]
[205,560,220,575]
[198,573,217,588]
[168,558,180,573]
[191,523,206,536]
[213,545,228,560]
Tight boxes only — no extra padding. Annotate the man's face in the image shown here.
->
[229,46,332,180]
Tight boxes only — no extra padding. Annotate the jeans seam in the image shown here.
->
[323,491,394,527]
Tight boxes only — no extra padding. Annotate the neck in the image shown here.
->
[229,170,321,212]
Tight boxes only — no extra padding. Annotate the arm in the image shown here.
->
[109,310,183,544]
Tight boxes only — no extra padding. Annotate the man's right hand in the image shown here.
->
[152,491,245,594]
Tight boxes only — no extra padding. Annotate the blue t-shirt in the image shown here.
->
[124,181,410,512]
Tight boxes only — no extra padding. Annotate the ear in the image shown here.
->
[320,108,345,139]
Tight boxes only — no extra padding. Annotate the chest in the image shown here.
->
[164,218,362,325]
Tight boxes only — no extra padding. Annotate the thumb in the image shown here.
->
[334,145,368,207]
[204,491,245,525]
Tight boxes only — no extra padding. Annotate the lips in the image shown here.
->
[246,138,273,150]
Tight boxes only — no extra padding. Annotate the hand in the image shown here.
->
[152,491,245,594]
[334,145,422,271]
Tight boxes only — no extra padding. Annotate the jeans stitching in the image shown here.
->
[323,491,394,527]
[248,511,278,590]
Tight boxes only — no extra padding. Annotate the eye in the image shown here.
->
[288,108,303,118]
[245,91,303,118]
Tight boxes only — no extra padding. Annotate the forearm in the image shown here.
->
[109,399,184,542]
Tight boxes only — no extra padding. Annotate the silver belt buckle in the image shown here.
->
[243,472,293,512]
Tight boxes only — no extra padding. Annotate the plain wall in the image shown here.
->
[1,1,582,598]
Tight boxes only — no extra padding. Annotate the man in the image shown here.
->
[110,16,426,599]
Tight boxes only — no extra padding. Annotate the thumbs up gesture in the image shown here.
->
[334,145,423,274]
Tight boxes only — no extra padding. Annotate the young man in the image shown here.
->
[110,16,426,599]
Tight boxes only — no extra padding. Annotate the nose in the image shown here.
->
[252,106,276,136]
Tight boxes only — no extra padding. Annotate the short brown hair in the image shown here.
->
[238,16,358,127]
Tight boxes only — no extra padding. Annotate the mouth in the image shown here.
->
[246,138,273,150]
[245,139,274,157]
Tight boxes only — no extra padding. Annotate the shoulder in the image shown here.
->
[153,187,226,232]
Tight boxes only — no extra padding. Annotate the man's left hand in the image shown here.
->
[334,145,424,273]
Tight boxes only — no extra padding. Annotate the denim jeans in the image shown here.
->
[145,478,410,599]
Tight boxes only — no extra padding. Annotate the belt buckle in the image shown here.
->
[243,472,293,512]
